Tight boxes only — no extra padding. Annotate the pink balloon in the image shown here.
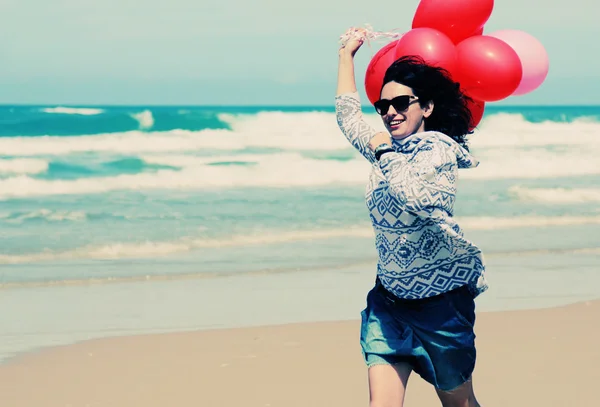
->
[488,29,549,96]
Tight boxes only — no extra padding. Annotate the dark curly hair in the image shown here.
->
[381,55,475,150]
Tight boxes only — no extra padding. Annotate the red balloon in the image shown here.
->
[465,98,485,131]
[455,36,523,102]
[466,27,484,40]
[412,0,494,44]
[364,40,399,105]
[394,28,457,79]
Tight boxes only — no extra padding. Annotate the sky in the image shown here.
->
[0,0,598,105]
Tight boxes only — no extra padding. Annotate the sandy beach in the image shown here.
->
[1,2,598,407]
[1,298,598,407]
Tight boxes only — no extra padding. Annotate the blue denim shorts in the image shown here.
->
[360,279,477,391]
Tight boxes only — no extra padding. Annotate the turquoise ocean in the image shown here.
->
[1,103,600,361]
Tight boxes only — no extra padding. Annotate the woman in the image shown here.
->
[336,31,489,407]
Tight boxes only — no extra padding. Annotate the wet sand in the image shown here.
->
[0,299,598,407]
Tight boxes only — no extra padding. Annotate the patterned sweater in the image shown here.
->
[335,91,488,299]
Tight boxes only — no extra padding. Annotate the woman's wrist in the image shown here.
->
[373,143,395,161]
[368,132,393,152]
[338,49,355,61]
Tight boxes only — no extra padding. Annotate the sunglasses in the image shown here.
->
[373,95,419,116]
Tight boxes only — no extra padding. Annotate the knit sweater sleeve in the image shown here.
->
[378,140,458,219]
[334,92,377,164]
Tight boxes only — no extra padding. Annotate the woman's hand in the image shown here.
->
[368,132,393,151]
[339,28,366,58]
[336,28,366,96]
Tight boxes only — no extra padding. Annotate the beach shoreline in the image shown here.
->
[2,252,599,365]
[1,298,598,407]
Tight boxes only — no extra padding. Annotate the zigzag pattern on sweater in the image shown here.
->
[335,91,488,299]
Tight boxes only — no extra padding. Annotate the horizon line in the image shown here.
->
[1,102,599,108]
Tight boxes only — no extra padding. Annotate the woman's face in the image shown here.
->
[379,81,433,139]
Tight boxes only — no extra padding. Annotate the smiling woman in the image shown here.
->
[374,91,422,135]
[377,57,475,148]
[335,29,488,407]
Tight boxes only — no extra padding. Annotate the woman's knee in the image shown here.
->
[368,363,411,407]
[436,377,480,407]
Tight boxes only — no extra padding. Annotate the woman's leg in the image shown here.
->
[435,376,481,407]
[368,362,412,407]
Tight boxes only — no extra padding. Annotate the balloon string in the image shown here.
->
[339,24,405,49]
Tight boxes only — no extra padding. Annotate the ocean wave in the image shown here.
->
[0,209,87,224]
[0,208,187,224]
[459,215,600,229]
[1,149,599,199]
[0,130,229,155]
[3,105,599,137]
[0,154,369,199]
[2,111,600,155]
[1,215,599,264]
[40,107,105,115]
[130,110,154,130]
[509,186,600,204]
[470,113,600,148]
[0,227,374,264]
[3,245,600,289]
[218,111,600,149]
[463,147,600,180]
[0,158,48,175]
[0,111,598,194]
[0,108,229,137]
